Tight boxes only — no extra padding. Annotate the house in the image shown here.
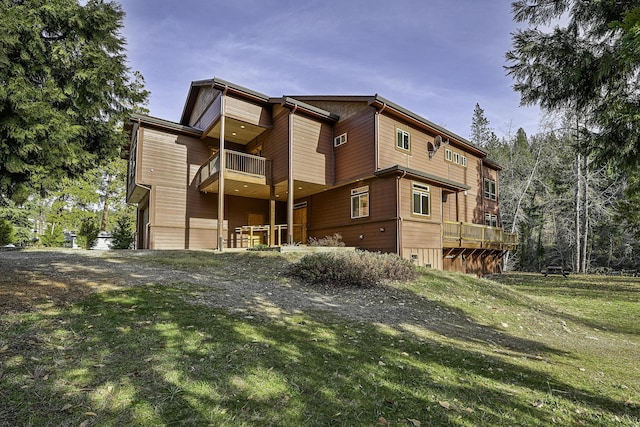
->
[124,77,517,275]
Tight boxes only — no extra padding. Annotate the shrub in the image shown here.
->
[111,216,135,249]
[0,219,14,245]
[308,232,346,247]
[288,250,418,287]
[41,224,65,247]
[78,218,100,249]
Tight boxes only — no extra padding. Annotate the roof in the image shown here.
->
[130,113,203,136]
[375,165,471,191]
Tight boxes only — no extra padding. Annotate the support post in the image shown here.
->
[217,90,227,251]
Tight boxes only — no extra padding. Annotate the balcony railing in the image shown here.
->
[443,221,518,249]
[197,150,270,186]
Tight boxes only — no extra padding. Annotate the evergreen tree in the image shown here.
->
[506,0,640,170]
[0,0,148,203]
[469,103,498,148]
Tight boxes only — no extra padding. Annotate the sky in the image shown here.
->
[119,0,541,141]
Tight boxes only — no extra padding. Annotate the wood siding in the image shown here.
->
[261,106,290,185]
[190,87,220,128]
[306,176,397,252]
[224,95,272,128]
[195,96,222,132]
[334,108,375,184]
[292,114,334,186]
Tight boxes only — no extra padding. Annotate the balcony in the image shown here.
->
[443,221,518,251]
[197,150,272,196]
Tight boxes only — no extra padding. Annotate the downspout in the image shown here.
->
[396,170,407,256]
[374,102,387,172]
[218,86,228,251]
[287,105,298,244]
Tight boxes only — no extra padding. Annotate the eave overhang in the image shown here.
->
[129,113,203,137]
[276,97,340,122]
[180,77,271,125]
[369,95,487,157]
[375,165,471,192]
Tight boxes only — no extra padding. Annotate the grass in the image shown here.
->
[1,252,639,426]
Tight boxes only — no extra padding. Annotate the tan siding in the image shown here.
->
[402,248,443,269]
[190,87,219,127]
[334,109,375,184]
[224,96,272,128]
[292,114,334,185]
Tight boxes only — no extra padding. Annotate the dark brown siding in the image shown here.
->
[261,106,290,185]
[305,176,397,252]
[334,108,375,184]
[189,86,220,127]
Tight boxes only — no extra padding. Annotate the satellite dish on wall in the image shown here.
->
[434,135,443,150]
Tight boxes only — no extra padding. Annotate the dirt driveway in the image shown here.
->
[0,248,425,323]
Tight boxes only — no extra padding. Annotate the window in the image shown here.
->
[412,183,430,216]
[485,213,498,227]
[453,152,460,164]
[445,148,452,161]
[334,133,347,147]
[396,129,410,151]
[461,155,467,167]
[351,185,369,218]
[484,178,497,201]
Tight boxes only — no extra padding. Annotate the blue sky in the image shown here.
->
[119,0,540,141]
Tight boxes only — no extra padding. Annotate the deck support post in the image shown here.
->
[217,89,227,251]
[269,185,276,246]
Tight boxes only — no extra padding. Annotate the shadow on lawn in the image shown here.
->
[2,285,638,426]
[1,251,638,425]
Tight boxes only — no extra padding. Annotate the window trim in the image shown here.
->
[484,212,498,227]
[396,128,411,152]
[334,132,347,147]
[350,185,370,219]
[411,182,431,217]
[484,178,497,201]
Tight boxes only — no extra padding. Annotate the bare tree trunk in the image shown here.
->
[100,173,113,232]
[581,156,590,273]
[575,151,582,272]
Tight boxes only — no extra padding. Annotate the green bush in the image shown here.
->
[78,218,100,249]
[288,250,418,287]
[111,216,135,249]
[0,219,14,245]
[41,224,65,247]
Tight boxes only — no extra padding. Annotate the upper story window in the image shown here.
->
[461,155,467,167]
[452,152,460,164]
[484,178,497,201]
[445,148,452,161]
[396,129,410,152]
[412,183,430,216]
[334,133,347,147]
[351,185,369,219]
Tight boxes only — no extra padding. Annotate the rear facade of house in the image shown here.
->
[124,78,517,275]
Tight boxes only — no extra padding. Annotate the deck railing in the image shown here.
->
[197,150,269,186]
[443,220,518,248]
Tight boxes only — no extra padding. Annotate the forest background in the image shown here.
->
[1,0,639,274]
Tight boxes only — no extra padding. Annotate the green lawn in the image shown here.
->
[1,252,638,426]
